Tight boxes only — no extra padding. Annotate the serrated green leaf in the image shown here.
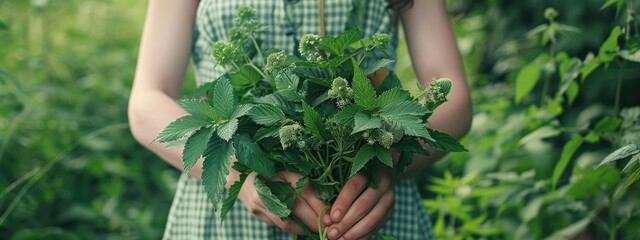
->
[352,59,377,110]
[293,67,335,82]
[248,104,287,126]
[363,59,395,75]
[552,134,583,189]
[382,114,433,141]
[303,102,326,139]
[351,144,375,176]
[312,92,331,107]
[580,53,601,81]
[335,29,362,52]
[154,115,210,143]
[331,105,359,125]
[230,104,254,119]
[255,125,280,141]
[255,93,299,115]
[376,72,402,94]
[182,127,214,172]
[424,129,467,152]
[254,178,292,218]
[210,78,236,118]
[234,134,276,178]
[596,144,639,168]
[320,36,340,55]
[598,26,621,63]
[217,118,238,141]
[274,69,301,102]
[177,99,219,120]
[228,64,262,88]
[374,145,393,167]
[377,88,410,107]
[514,64,540,104]
[220,171,248,220]
[351,111,382,134]
[201,136,235,210]
[379,99,428,117]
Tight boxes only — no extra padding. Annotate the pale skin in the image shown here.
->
[128,0,471,239]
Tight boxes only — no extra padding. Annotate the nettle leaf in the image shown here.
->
[177,99,219,120]
[249,104,287,126]
[255,125,280,141]
[514,64,541,104]
[255,93,299,115]
[379,99,428,117]
[377,88,410,107]
[598,26,621,63]
[374,145,393,167]
[293,67,335,82]
[303,102,327,139]
[154,115,210,143]
[352,111,382,134]
[274,69,302,102]
[210,78,236,118]
[312,92,331,108]
[552,134,583,189]
[228,64,262,88]
[424,129,467,152]
[182,127,215,172]
[364,59,395,75]
[331,105,360,126]
[376,72,402,94]
[336,29,362,52]
[597,144,639,168]
[202,136,235,210]
[396,152,414,176]
[234,134,276,178]
[352,59,377,110]
[220,167,248,220]
[320,36,340,55]
[217,118,238,141]
[382,114,433,141]
[351,144,375,177]
[254,178,292,218]
[230,104,254,119]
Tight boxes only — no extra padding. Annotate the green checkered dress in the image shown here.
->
[163,0,435,239]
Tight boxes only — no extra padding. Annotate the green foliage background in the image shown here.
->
[1,0,639,239]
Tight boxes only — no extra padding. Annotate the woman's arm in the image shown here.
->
[128,0,202,178]
[128,1,325,234]
[324,1,472,239]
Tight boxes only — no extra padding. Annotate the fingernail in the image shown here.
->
[322,213,332,225]
[331,210,342,222]
[337,237,345,240]
[328,228,339,239]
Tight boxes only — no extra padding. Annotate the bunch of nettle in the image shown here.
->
[155,6,464,239]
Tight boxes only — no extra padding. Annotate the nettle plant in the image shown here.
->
[155,6,465,238]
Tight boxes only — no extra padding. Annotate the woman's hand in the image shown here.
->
[323,166,395,240]
[238,171,327,235]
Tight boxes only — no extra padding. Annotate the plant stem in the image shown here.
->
[250,34,264,64]
[613,60,625,117]
[609,196,617,240]
[541,38,556,106]
[318,205,331,240]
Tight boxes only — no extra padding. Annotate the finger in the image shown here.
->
[326,187,383,240]
[292,197,321,232]
[330,173,368,223]
[300,184,332,227]
[339,190,394,240]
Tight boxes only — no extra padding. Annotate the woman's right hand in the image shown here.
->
[238,171,327,235]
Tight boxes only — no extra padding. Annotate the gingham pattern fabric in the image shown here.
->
[164,0,435,239]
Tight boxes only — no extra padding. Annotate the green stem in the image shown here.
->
[250,34,264,64]
[247,61,268,80]
[609,196,617,240]
[613,60,625,117]
[541,38,556,106]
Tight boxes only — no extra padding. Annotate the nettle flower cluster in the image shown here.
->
[156,6,465,240]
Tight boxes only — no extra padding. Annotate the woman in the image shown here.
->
[128,0,472,239]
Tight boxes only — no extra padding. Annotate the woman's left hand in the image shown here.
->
[323,165,395,240]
